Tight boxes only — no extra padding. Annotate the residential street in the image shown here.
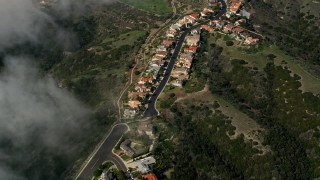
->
[145,0,227,117]
[76,124,128,180]
[76,1,228,178]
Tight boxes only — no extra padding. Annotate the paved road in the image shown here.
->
[145,0,227,117]
[76,124,129,180]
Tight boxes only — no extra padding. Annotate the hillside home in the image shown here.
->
[184,46,198,53]
[201,25,215,33]
[229,3,241,13]
[156,45,167,52]
[201,10,209,17]
[210,19,219,26]
[170,79,183,87]
[138,76,154,84]
[120,139,135,156]
[128,91,146,100]
[179,52,193,61]
[138,123,155,137]
[239,32,250,39]
[152,55,164,61]
[134,157,156,173]
[172,67,189,78]
[245,37,259,44]
[223,24,235,33]
[162,39,175,47]
[232,27,244,34]
[209,1,220,7]
[143,173,158,180]
[235,18,246,26]
[228,0,244,14]
[166,30,176,38]
[177,59,192,68]
[189,13,199,21]
[184,15,196,24]
[128,100,142,109]
[185,34,200,46]
[176,19,187,27]
[135,84,150,92]
[170,24,180,30]
[155,51,167,58]
[150,59,164,67]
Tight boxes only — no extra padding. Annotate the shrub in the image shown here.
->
[93,169,103,177]
[226,41,234,46]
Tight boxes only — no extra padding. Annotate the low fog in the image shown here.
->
[0,0,114,179]
[0,57,90,146]
[0,57,93,179]
[0,0,115,50]
[0,0,50,50]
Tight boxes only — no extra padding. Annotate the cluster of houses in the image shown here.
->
[165,13,207,87]
[124,13,204,114]
[207,0,260,45]
[125,38,176,113]
[123,0,261,117]
[167,13,200,35]
[228,0,244,14]
[170,33,201,87]
[210,19,259,44]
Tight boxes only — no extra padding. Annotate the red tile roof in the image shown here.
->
[233,27,244,33]
[143,173,158,180]
[162,39,174,46]
[139,76,153,82]
[184,46,198,52]
[246,37,259,44]
[189,13,199,20]
[201,25,215,31]
[224,24,235,31]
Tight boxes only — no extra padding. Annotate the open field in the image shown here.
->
[102,30,147,47]
[120,0,172,15]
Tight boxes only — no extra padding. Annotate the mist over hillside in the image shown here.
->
[0,0,116,179]
[0,57,92,179]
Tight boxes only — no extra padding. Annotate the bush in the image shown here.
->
[226,41,234,46]
[93,169,103,177]
[135,70,141,75]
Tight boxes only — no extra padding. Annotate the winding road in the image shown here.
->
[145,0,227,117]
[76,1,227,179]
[76,124,129,180]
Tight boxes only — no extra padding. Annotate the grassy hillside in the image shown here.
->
[51,4,161,177]
[248,0,320,76]
[153,31,320,178]
[0,2,161,179]
[120,0,172,15]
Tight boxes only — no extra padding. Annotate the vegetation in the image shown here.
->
[226,40,234,46]
[250,0,320,76]
[154,30,320,178]
[113,168,126,180]
[93,169,103,177]
[120,0,172,15]
[183,32,211,93]
[159,93,177,109]
[208,42,320,178]
[0,2,161,180]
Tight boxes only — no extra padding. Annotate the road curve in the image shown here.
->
[76,124,129,180]
[145,0,227,117]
